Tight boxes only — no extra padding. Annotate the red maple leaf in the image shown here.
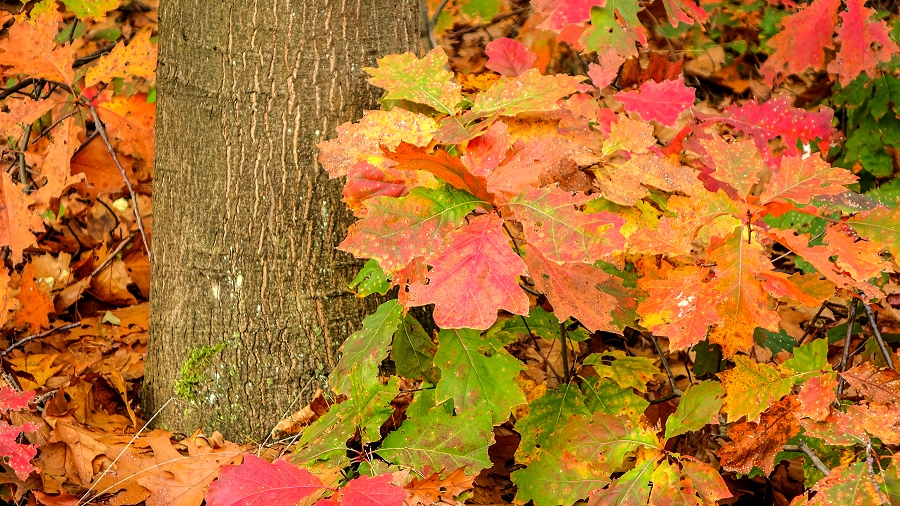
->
[531,0,603,30]
[408,213,529,330]
[0,388,33,411]
[462,121,509,177]
[615,76,695,126]
[484,38,536,77]
[587,50,625,90]
[205,454,326,506]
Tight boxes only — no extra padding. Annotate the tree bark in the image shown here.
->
[145,0,418,440]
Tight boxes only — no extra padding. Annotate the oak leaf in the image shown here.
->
[594,153,699,206]
[717,396,801,475]
[462,120,508,176]
[30,116,85,211]
[581,0,646,59]
[0,421,38,480]
[96,93,156,162]
[365,47,461,115]
[13,263,54,333]
[796,373,838,421]
[484,38,536,77]
[759,0,841,84]
[509,187,625,264]
[718,356,794,422]
[615,76,695,126]
[205,454,326,506]
[584,350,657,392]
[700,136,765,199]
[339,185,480,273]
[404,468,475,506]
[760,153,857,205]
[0,172,44,265]
[531,0,604,30]
[335,474,407,506]
[471,69,582,117]
[86,31,157,87]
[829,0,899,86]
[384,144,493,202]
[848,205,900,259]
[408,213,528,330]
[587,50,625,90]
[840,362,900,404]
[0,9,74,85]
[637,265,721,350]
[796,462,882,504]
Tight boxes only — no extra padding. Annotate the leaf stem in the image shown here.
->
[649,333,682,396]
[560,323,570,384]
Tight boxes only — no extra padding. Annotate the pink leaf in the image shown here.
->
[408,213,529,330]
[615,76,695,126]
[531,0,605,31]
[760,153,857,205]
[696,96,835,159]
[0,388,33,411]
[829,0,900,86]
[0,421,38,480]
[337,475,408,506]
[759,0,841,84]
[343,160,421,215]
[205,454,326,506]
[484,38,537,77]
[462,121,509,176]
[587,49,625,90]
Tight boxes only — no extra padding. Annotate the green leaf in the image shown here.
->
[783,338,829,379]
[691,340,723,376]
[718,356,794,421]
[589,456,656,505]
[328,300,403,395]
[754,327,796,354]
[584,350,658,392]
[460,0,501,19]
[364,47,462,115]
[348,259,391,297]
[434,329,526,425]
[378,405,493,476]
[471,69,581,117]
[514,383,589,460]
[392,314,439,382]
[582,0,644,58]
[60,0,119,19]
[511,450,610,506]
[294,369,399,466]
[581,376,649,422]
[487,306,590,344]
[664,380,725,439]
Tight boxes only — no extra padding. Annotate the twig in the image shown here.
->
[837,299,859,395]
[648,392,679,405]
[798,301,829,346]
[17,123,32,192]
[0,78,36,101]
[1,322,81,357]
[866,439,889,506]
[521,316,562,381]
[0,367,22,392]
[90,230,138,278]
[860,300,894,370]
[649,333,682,396]
[72,43,116,68]
[783,442,830,476]
[86,104,152,262]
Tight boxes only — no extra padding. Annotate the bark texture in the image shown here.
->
[145,0,418,439]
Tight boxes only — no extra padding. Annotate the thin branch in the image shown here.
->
[521,316,562,381]
[649,333,682,396]
[1,322,81,357]
[0,78,36,101]
[798,301,829,346]
[90,230,138,278]
[860,300,894,369]
[72,43,117,68]
[86,104,152,262]
[17,123,32,191]
[837,299,859,395]
[783,442,830,476]
[866,439,890,506]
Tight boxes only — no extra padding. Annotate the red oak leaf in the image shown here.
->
[336,474,407,506]
[525,248,636,333]
[531,0,604,30]
[0,421,38,480]
[797,373,838,421]
[637,265,722,351]
[615,76,695,126]
[696,96,835,158]
[659,0,707,26]
[343,159,429,215]
[760,0,841,84]
[205,454,326,506]
[384,143,493,202]
[587,49,625,90]
[462,121,509,177]
[508,186,625,263]
[408,213,528,330]
[484,38,537,77]
[760,153,857,205]
[700,136,766,199]
[829,0,899,86]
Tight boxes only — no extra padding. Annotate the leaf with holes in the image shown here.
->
[717,396,801,474]
[759,0,841,84]
[829,0,900,86]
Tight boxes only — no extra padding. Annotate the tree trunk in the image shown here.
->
[145,0,418,440]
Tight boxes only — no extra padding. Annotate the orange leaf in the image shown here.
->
[717,396,801,475]
[30,116,85,211]
[0,172,44,265]
[13,263,53,333]
[385,143,494,202]
[95,93,155,162]
[85,31,157,87]
[0,9,74,85]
